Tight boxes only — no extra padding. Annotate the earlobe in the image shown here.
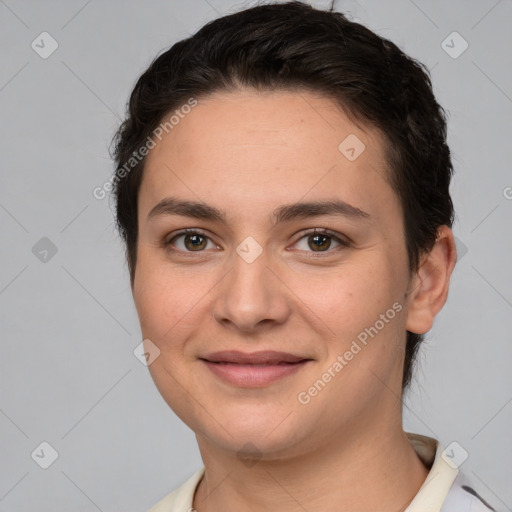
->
[405,226,457,335]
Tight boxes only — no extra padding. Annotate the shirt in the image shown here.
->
[148,432,497,512]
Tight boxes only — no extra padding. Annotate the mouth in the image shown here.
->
[199,350,313,387]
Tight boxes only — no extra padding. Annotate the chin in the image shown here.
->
[194,412,314,459]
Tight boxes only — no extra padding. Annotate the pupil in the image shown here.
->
[186,234,206,250]
[310,234,330,251]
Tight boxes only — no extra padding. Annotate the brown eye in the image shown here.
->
[166,230,217,252]
[183,233,208,251]
[293,229,349,254]
[308,233,332,251]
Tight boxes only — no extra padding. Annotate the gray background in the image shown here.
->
[1,0,511,511]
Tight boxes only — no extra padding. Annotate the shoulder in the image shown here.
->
[441,472,497,512]
[148,468,205,512]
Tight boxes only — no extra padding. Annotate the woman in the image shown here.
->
[110,2,497,511]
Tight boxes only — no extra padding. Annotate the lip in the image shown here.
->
[200,350,313,387]
[202,350,308,364]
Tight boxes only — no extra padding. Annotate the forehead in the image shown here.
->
[139,88,394,222]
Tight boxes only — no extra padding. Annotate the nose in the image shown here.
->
[212,246,291,333]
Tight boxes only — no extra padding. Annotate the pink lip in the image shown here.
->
[200,350,312,387]
[202,350,309,364]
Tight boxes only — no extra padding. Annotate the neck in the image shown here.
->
[193,420,429,512]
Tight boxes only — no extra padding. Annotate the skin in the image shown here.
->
[132,88,457,512]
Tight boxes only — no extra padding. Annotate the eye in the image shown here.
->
[164,228,350,255]
[166,229,219,252]
[292,228,349,254]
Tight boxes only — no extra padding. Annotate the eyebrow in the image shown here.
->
[146,196,371,225]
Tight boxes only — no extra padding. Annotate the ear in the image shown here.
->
[405,226,457,335]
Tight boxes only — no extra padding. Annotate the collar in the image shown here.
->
[404,432,459,511]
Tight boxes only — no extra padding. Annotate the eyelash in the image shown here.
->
[164,228,350,257]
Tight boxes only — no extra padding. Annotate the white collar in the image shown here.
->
[404,432,459,511]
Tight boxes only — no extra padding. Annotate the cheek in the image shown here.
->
[133,250,214,347]
[291,257,395,320]
[134,284,188,345]
[288,255,406,368]
[132,251,180,340]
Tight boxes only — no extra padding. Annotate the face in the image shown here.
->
[132,89,414,459]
